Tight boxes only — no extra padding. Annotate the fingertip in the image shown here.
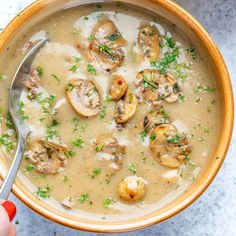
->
[2,200,17,221]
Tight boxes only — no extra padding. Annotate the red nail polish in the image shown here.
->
[2,200,16,221]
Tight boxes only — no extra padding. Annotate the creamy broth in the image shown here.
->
[0,3,220,220]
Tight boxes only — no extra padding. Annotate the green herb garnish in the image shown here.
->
[87,64,97,75]
[36,66,44,76]
[78,193,89,203]
[72,137,84,148]
[103,197,115,208]
[105,32,120,41]
[36,185,51,199]
[139,130,147,142]
[98,44,113,57]
[51,74,61,82]
[166,134,180,144]
[128,164,137,175]
[96,143,104,152]
[91,168,102,179]
[69,65,78,72]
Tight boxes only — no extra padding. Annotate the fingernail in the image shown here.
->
[2,200,16,221]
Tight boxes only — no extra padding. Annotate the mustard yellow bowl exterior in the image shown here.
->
[0,0,233,233]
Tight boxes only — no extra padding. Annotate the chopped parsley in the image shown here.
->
[91,168,101,179]
[186,47,197,60]
[88,35,95,42]
[160,34,176,48]
[0,134,14,152]
[72,137,84,148]
[45,119,60,141]
[151,47,179,74]
[99,106,106,119]
[98,44,113,57]
[150,133,157,140]
[36,66,44,76]
[142,75,158,89]
[139,130,147,142]
[105,32,120,41]
[24,164,35,173]
[63,176,69,183]
[69,65,78,72]
[0,74,7,81]
[105,95,112,104]
[194,84,216,94]
[6,112,14,129]
[73,57,82,63]
[159,106,169,121]
[167,134,180,144]
[51,74,61,82]
[19,101,29,120]
[87,64,97,75]
[66,83,75,91]
[103,197,115,208]
[66,149,76,157]
[179,93,185,102]
[78,193,89,203]
[71,117,80,132]
[36,185,51,199]
[96,143,104,152]
[128,164,137,175]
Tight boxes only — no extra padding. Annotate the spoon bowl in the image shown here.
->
[0,38,48,199]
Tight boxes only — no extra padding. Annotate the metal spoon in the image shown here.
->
[0,38,48,199]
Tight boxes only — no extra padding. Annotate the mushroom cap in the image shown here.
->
[114,89,138,124]
[66,78,100,117]
[135,69,179,104]
[86,133,126,177]
[109,74,128,101]
[138,25,160,62]
[90,18,126,72]
[36,158,61,174]
[143,109,169,133]
[118,176,146,202]
[92,18,126,48]
[149,124,191,168]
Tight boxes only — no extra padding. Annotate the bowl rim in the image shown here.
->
[0,0,234,233]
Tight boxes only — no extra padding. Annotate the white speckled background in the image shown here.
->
[0,0,235,235]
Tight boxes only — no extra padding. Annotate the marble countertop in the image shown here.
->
[0,0,236,235]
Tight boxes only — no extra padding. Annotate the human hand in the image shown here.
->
[0,179,16,236]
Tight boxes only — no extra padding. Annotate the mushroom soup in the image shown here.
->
[0,3,220,219]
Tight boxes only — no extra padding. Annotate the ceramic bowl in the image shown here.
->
[0,0,233,233]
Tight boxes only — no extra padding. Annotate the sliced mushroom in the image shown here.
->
[114,89,138,124]
[165,75,179,103]
[143,108,169,133]
[66,79,100,117]
[91,18,126,49]
[90,19,126,71]
[24,139,68,175]
[149,124,191,168]
[109,74,128,101]
[118,176,146,202]
[135,69,179,106]
[94,133,126,175]
[138,25,160,62]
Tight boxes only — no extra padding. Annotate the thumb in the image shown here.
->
[0,204,12,236]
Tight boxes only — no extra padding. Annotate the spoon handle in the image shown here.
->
[0,133,27,199]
